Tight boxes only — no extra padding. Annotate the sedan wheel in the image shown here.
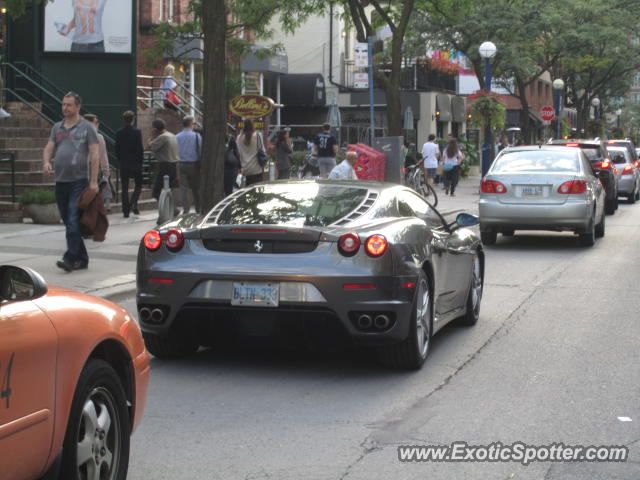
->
[595,210,605,238]
[579,215,596,247]
[458,254,483,326]
[480,230,497,245]
[61,359,130,480]
[629,190,637,204]
[605,196,616,215]
[377,274,431,370]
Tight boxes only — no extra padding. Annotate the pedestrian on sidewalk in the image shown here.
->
[149,119,179,206]
[275,128,293,180]
[313,123,338,178]
[421,134,440,187]
[236,119,264,187]
[83,113,112,211]
[115,110,144,217]
[442,138,464,196]
[42,91,99,272]
[328,151,358,180]
[176,116,202,214]
[224,126,240,195]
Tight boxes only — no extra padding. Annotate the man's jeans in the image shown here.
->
[179,161,201,213]
[55,179,89,266]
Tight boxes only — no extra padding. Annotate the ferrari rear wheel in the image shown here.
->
[60,359,130,480]
[377,273,431,370]
[457,253,483,326]
[142,330,199,359]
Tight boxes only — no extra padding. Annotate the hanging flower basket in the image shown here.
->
[468,90,506,129]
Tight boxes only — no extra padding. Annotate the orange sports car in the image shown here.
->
[0,265,150,480]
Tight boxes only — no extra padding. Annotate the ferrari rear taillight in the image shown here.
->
[558,180,587,194]
[338,233,361,256]
[365,235,388,257]
[143,230,162,251]
[165,229,185,251]
[481,180,507,194]
[622,165,634,175]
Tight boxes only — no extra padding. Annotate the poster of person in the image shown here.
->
[44,0,132,53]
[354,43,368,68]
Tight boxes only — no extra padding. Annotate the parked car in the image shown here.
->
[479,146,606,246]
[137,180,484,370]
[607,146,640,203]
[549,139,618,214]
[0,265,150,480]
[606,139,638,164]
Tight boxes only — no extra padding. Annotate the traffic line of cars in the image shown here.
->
[479,140,640,246]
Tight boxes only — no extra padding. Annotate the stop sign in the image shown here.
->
[540,106,555,121]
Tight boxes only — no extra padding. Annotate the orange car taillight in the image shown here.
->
[165,229,185,251]
[558,180,587,194]
[622,165,634,175]
[365,235,388,257]
[338,233,361,256]
[143,230,162,251]
[481,180,507,193]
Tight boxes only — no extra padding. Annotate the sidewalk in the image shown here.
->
[0,174,481,301]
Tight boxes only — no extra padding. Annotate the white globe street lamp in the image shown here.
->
[592,97,601,120]
[553,79,565,139]
[478,41,497,177]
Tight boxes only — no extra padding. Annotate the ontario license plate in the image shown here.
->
[522,186,543,196]
[231,282,279,307]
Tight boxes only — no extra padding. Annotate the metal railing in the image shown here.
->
[341,60,457,92]
[0,150,17,203]
[136,75,204,126]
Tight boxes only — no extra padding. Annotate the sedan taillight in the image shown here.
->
[481,180,507,194]
[558,180,587,194]
[338,233,361,256]
[595,161,611,170]
[622,165,634,175]
[143,230,162,251]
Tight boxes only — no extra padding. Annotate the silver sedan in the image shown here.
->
[479,146,606,247]
[608,146,640,203]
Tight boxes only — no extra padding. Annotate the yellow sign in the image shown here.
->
[229,94,275,119]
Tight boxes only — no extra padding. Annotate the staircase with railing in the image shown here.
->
[136,74,204,127]
[0,62,160,222]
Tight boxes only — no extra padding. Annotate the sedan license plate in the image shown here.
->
[231,282,279,307]
[522,185,543,197]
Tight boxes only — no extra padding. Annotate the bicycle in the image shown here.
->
[405,164,438,207]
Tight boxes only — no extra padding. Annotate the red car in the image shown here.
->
[0,265,150,480]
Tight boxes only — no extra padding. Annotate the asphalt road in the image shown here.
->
[119,201,640,480]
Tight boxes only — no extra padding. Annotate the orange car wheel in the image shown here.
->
[60,359,130,480]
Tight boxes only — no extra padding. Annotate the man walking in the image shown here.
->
[115,110,144,217]
[149,118,179,206]
[421,134,440,186]
[176,116,202,214]
[42,92,99,272]
[313,123,338,178]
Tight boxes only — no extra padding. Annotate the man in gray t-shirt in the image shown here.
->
[43,92,99,272]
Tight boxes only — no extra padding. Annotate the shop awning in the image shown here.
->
[281,74,326,106]
[436,93,452,122]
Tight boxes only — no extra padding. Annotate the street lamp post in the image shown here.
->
[591,97,600,120]
[479,41,497,177]
[552,78,564,140]
[615,108,622,129]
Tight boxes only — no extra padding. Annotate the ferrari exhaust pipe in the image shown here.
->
[374,314,390,330]
[357,314,373,330]
[150,308,164,323]
[139,307,151,323]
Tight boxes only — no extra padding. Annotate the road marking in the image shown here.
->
[617,416,632,422]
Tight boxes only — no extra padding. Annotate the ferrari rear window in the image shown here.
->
[493,151,580,173]
[216,183,369,227]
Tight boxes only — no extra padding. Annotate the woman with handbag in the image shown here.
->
[236,119,266,186]
[224,127,241,195]
[442,138,464,196]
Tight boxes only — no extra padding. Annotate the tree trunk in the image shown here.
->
[200,0,227,212]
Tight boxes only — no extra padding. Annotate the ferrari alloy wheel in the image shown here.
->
[377,273,432,370]
[61,359,130,480]
[458,253,483,326]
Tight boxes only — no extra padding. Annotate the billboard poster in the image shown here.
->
[354,43,368,68]
[44,0,132,54]
[354,73,368,89]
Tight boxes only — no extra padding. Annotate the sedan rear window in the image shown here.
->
[493,151,580,173]
[608,149,628,164]
[216,183,369,227]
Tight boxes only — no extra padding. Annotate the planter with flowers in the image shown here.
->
[468,90,506,130]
